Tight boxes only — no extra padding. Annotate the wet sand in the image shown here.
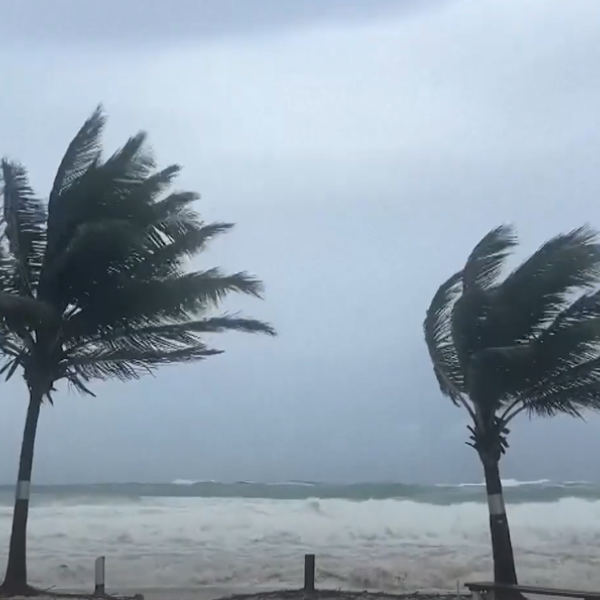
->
[10,588,471,600]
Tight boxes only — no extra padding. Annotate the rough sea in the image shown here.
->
[0,479,598,592]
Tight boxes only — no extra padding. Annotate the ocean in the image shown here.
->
[0,479,598,593]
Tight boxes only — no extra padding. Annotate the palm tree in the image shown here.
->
[424,224,600,585]
[0,106,275,596]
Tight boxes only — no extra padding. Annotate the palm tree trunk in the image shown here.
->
[482,458,518,585]
[1,389,42,594]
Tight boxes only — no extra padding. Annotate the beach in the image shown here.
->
[0,480,598,594]
[116,589,472,600]
[5,591,473,600]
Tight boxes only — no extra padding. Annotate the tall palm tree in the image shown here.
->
[424,224,600,585]
[0,106,275,596]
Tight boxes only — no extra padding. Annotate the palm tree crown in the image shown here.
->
[0,105,275,400]
[425,224,600,442]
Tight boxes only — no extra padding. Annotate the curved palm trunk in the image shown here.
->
[481,458,518,585]
[1,390,42,594]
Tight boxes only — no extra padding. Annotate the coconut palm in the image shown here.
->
[424,224,600,585]
[0,106,275,595]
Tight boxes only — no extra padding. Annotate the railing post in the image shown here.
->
[94,556,106,596]
[304,553,315,591]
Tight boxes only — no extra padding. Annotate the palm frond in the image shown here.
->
[470,291,600,401]
[424,271,465,404]
[522,377,600,418]
[1,160,47,296]
[67,343,222,384]
[43,219,149,306]
[0,324,24,357]
[124,165,182,207]
[490,226,600,345]
[43,131,156,268]
[181,316,276,336]
[132,221,235,280]
[47,105,105,213]
[463,224,517,291]
[124,268,264,316]
[153,191,199,219]
[528,290,600,375]
[68,315,275,352]
[63,269,266,341]
[0,242,23,294]
[451,284,493,379]
[0,355,23,381]
[518,353,600,408]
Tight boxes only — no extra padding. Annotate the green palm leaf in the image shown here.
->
[424,271,465,404]
[491,226,600,345]
[47,105,105,211]
[463,224,517,291]
[1,160,47,296]
[67,343,222,383]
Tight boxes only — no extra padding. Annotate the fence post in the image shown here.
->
[94,556,106,596]
[304,553,315,591]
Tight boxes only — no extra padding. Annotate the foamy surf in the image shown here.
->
[0,484,599,592]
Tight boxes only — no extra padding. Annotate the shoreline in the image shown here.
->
[22,588,472,600]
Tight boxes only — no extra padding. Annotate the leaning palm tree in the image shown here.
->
[424,224,600,585]
[0,106,275,595]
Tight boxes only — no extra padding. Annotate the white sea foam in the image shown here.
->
[437,478,553,488]
[171,479,217,485]
[0,496,599,592]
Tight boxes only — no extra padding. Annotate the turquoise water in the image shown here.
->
[0,477,595,505]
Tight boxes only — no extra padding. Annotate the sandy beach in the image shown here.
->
[119,590,471,600]
[6,590,472,600]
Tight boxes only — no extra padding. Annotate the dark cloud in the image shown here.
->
[0,0,446,46]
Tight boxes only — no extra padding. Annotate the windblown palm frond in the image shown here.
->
[66,342,223,383]
[63,268,267,338]
[424,271,465,404]
[60,312,275,391]
[521,379,600,419]
[448,225,518,382]
[463,224,517,292]
[526,290,600,376]
[464,290,600,403]
[488,226,600,346]
[47,106,105,211]
[1,160,47,297]
[42,131,156,274]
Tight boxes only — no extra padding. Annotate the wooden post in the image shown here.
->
[94,556,106,596]
[304,553,315,591]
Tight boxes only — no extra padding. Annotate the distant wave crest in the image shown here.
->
[9,478,594,506]
[171,479,217,485]
[438,478,555,488]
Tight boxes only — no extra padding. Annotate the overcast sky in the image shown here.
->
[0,0,599,484]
